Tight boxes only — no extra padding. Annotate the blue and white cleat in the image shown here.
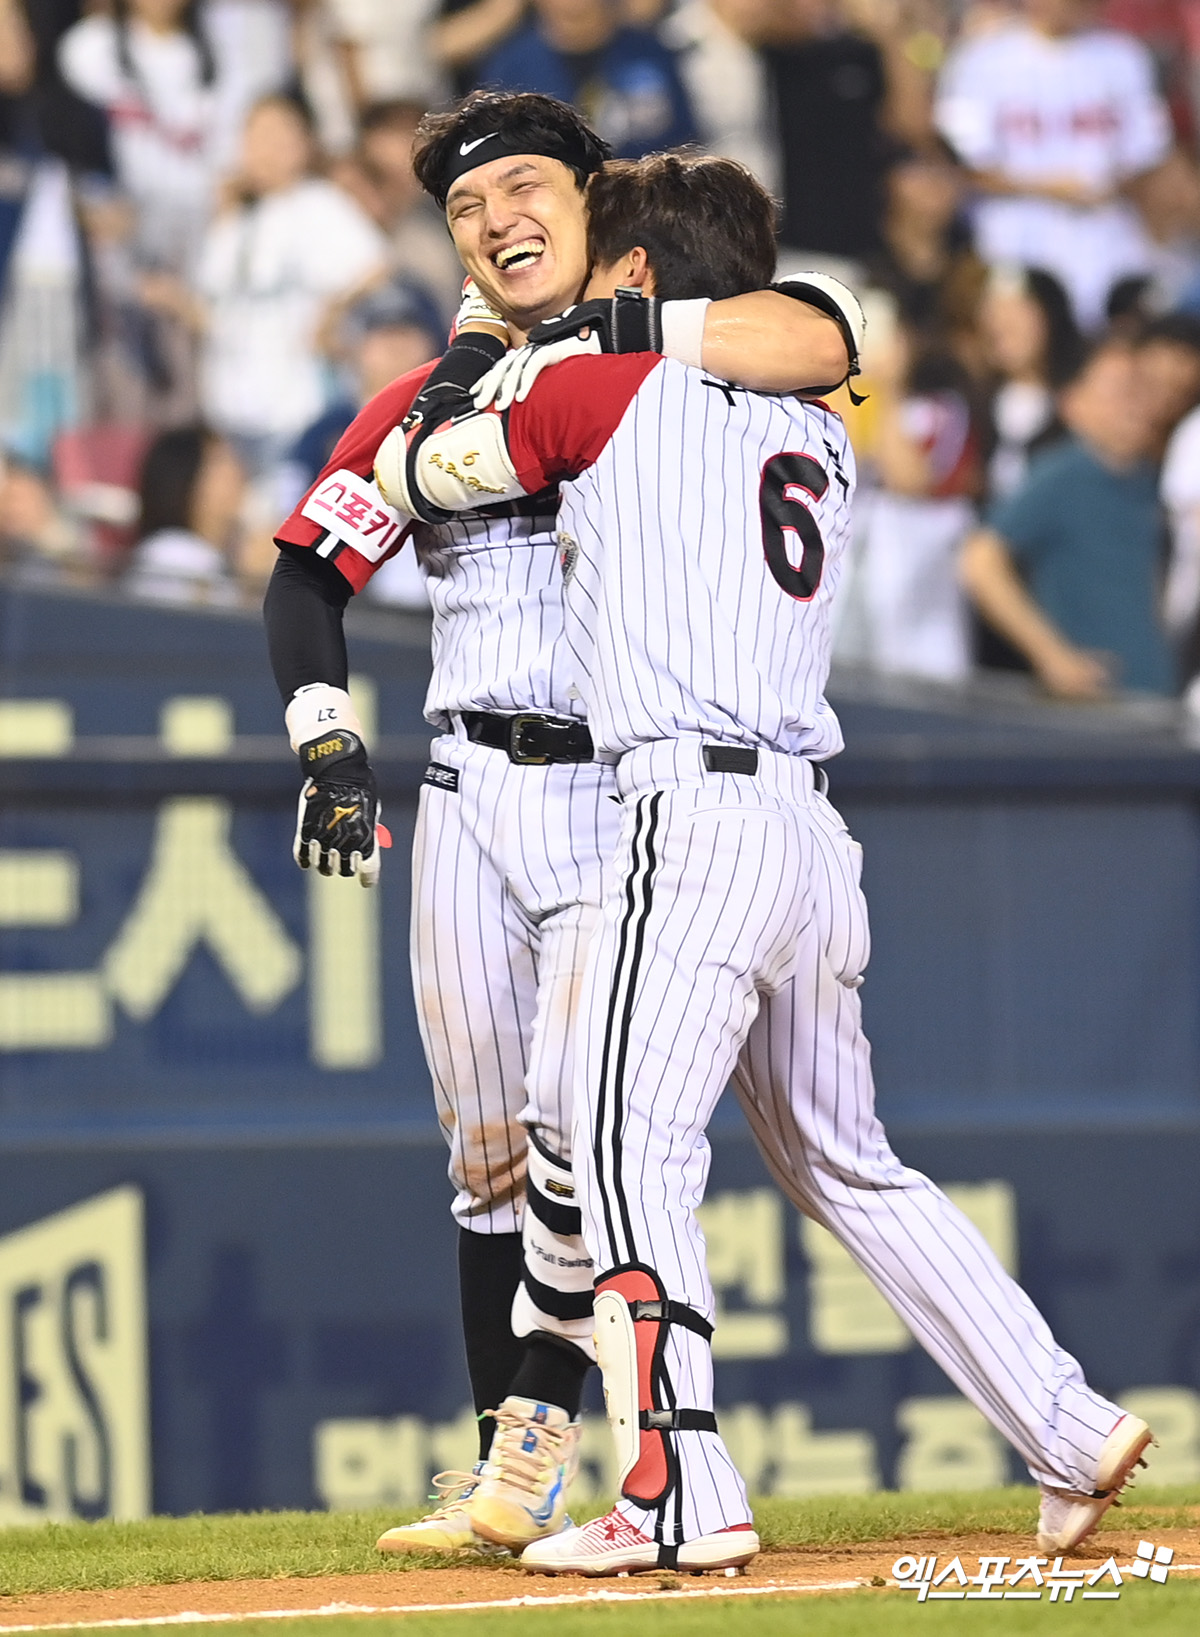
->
[468,1395,580,1548]
[376,1466,484,1552]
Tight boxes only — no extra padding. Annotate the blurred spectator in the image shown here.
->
[285,274,443,492]
[1102,0,1200,143]
[1160,396,1200,662]
[866,140,982,343]
[7,0,111,174]
[661,0,780,191]
[144,95,387,476]
[334,99,464,320]
[0,159,88,466]
[431,0,528,98]
[978,263,1080,502]
[0,449,86,584]
[935,0,1173,329]
[1122,147,1200,314]
[761,0,931,275]
[857,313,980,680]
[961,339,1173,696]
[478,0,698,158]
[59,1,237,273]
[325,0,445,111]
[1131,311,1200,457]
[124,424,243,604]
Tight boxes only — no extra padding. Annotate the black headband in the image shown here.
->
[441,129,602,197]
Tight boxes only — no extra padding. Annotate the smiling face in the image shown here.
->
[445,154,591,338]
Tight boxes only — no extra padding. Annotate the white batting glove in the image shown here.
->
[453,276,506,335]
[472,331,603,411]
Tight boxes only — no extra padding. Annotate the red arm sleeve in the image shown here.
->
[502,354,663,492]
[273,361,436,593]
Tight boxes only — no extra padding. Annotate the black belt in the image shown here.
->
[460,711,595,765]
[702,743,827,792]
[703,745,759,775]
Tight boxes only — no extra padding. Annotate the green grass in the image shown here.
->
[752,1484,1200,1548]
[0,1487,1195,1599]
[39,1581,1200,1637]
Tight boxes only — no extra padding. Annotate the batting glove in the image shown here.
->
[448,276,506,340]
[472,330,603,410]
[286,685,388,887]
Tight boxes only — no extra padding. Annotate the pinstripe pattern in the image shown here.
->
[551,365,1124,1535]
[409,487,617,1352]
[416,501,584,731]
[410,728,619,1239]
[556,362,853,761]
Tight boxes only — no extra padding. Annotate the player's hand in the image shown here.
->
[293,728,387,886]
[472,331,603,410]
[1034,643,1112,701]
[526,290,664,356]
[449,276,507,341]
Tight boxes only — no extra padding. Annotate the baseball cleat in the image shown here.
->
[520,1507,759,1575]
[468,1396,580,1547]
[376,1467,483,1552]
[1036,1414,1154,1555]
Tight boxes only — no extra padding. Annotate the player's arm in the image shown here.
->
[264,546,386,885]
[694,287,851,394]
[267,324,511,884]
[375,354,661,520]
[470,277,865,412]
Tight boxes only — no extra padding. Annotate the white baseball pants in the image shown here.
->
[410,728,620,1348]
[573,738,1124,1542]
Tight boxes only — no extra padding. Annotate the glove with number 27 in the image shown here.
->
[285,684,391,887]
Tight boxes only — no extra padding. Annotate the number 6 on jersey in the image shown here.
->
[760,453,828,601]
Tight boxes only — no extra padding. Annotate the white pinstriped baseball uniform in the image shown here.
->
[275,362,617,1355]
[429,352,1125,1544]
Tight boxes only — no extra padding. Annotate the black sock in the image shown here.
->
[508,1331,592,1420]
[458,1228,525,1459]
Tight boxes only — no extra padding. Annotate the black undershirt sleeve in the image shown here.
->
[263,544,352,704]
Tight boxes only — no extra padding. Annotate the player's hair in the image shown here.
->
[413,92,610,208]
[586,153,778,302]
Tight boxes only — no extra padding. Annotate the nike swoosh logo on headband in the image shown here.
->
[459,134,495,156]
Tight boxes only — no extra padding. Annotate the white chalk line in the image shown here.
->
[1,1561,1196,1633]
[0,1579,869,1633]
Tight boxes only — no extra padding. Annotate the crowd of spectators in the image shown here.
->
[4,0,1200,704]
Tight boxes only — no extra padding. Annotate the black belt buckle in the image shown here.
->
[508,712,552,765]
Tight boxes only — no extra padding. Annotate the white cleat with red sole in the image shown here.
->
[1037,1414,1155,1555]
[520,1507,759,1576]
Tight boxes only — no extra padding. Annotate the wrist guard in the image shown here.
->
[772,274,867,400]
[528,287,664,355]
[402,330,509,433]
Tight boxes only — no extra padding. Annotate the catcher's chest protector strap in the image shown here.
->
[593,1265,717,1508]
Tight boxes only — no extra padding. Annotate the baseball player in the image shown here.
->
[375,152,1154,1574]
[264,91,855,1553]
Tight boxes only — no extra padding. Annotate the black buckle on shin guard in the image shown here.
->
[641,1408,720,1433]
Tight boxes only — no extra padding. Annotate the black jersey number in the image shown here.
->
[760,453,828,602]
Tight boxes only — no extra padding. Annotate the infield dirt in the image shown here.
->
[1,1526,1197,1628]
